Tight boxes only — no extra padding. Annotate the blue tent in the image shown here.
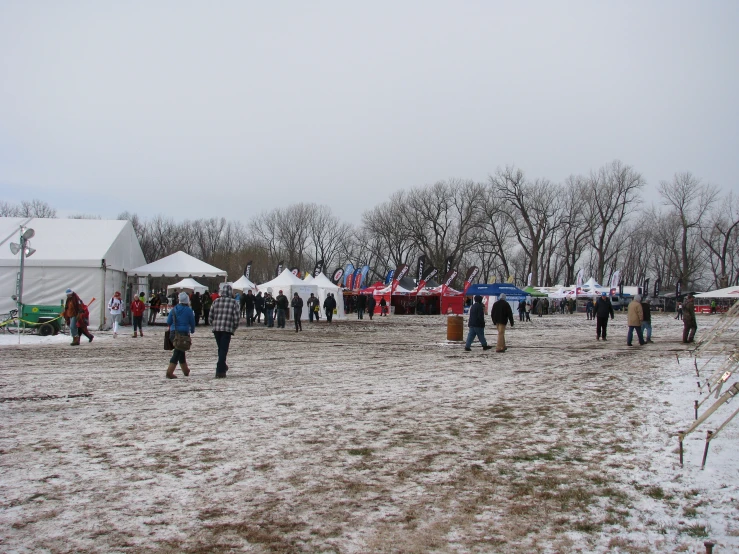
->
[466,283,528,300]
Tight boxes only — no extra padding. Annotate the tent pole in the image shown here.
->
[99,259,106,330]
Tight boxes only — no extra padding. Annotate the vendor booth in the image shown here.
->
[232,275,257,292]
[257,269,319,320]
[694,286,739,313]
[167,278,208,295]
[465,283,528,315]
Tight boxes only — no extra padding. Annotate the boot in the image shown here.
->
[139,330,143,337]
[166,363,177,379]
[70,336,80,346]
[133,331,138,337]
[181,363,190,377]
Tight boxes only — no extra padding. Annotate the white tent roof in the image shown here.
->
[232,275,257,291]
[303,274,315,282]
[695,286,739,299]
[309,273,345,319]
[167,278,208,294]
[130,251,227,278]
[257,269,320,320]
[0,217,145,270]
[582,277,601,288]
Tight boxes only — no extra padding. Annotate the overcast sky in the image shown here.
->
[1,1,737,222]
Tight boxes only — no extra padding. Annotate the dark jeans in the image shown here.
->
[683,322,697,342]
[368,307,374,320]
[213,331,232,376]
[465,326,488,349]
[596,317,609,339]
[148,309,159,324]
[326,309,333,323]
[308,309,315,322]
[294,309,302,330]
[169,349,187,365]
[357,308,364,320]
[133,315,143,332]
[204,309,210,325]
[194,311,201,326]
[266,309,274,327]
[277,308,286,328]
[627,325,645,345]
[245,308,253,326]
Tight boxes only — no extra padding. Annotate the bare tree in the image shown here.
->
[658,172,718,289]
[0,199,57,218]
[587,160,645,283]
[560,175,594,285]
[307,205,353,272]
[701,191,739,287]
[362,193,419,269]
[490,167,562,286]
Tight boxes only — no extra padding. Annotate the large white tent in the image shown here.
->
[312,273,346,319]
[232,275,257,292]
[257,269,318,320]
[129,251,227,279]
[695,286,739,299]
[0,217,146,329]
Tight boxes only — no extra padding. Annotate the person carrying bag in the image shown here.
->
[165,292,195,379]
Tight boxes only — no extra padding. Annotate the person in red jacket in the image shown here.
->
[130,292,147,337]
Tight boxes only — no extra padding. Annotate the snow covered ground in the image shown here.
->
[0,312,737,553]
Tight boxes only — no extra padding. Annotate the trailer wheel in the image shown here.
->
[39,323,54,336]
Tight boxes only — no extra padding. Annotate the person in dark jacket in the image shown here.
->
[191,292,203,326]
[202,290,212,325]
[356,294,367,319]
[254,291,264,323]
[367,295,376,320]
[244,290,255,326]
[209,282,241,378]
[517,299,526,322]
[275,290,289,328]
[465,295,492,351]
[306,293,319,322]
[264,291,277,327]
[640,297,653,343]
[148,292,161,325]
[585,299,594,320]
[683,294,697,343]
[166,292,195,379]
[291,292,303,332]
[379,297,388,316]
[491,293,514,352]
[324,293,336,323]
[594,292,615,341]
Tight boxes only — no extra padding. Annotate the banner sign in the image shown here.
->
[313,259,324,278]
[415,266,438,293]
[527,272,532,287]
[441,268,458,288]
[290,267,300,277]
[244,260,252,279]
[343,263,355,287]
[445,255,454,275]
[331,267,344,285]
[357,265,370,290]
[276,261,284,277]
[391,264,409,295]
[385,269,394,285]
[610,270,620,291]
[676,280,682,298]
[416,255,426,281]
[643,278,650,298]
[352,268,362,290]
[654,278,661,298]
[463,266,479,293]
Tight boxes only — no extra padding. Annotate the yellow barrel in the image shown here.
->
[447,315,464,342]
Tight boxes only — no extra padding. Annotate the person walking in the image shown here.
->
[275,290,289,328]
[465,295,493,352]
[202,290,212,326]
[291,292,304,332]
[356,294,366,320]
[517,299,526,322]
[209,282,240,378]
[130,293,146,337]
[627,294,646,346]
[239,291,246,319]
[594,292,615,340]
[683,293,698,343]
[264,291,276,327]
[585,298,594,321]
[367,295,376,320]
[641,297,653,343]
[324,293,336,323]
[64,288,94,345]
[166,292,195,379]
[307,293,319,322]
[108,291,124,338]
[675,301,683,320]
[254,291,264,324]
[379,297,388,316]
[191,292,203,326]
[491,293,514,352]
[148,292,161,325]
[244,290,255,326]
[525,298,532,322]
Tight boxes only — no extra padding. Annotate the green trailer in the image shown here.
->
[18,303,64,335]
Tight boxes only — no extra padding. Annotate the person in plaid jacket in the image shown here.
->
[209,282,240,378]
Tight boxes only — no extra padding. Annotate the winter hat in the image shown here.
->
[178,292,190,304]
[65,288,73,295]
[114,291,121,297]
[474,295,483,303]
[634,294,642,303]
[219,282,233,297]
[293,292,299,296]
[499,293,506,301]
[601,292,607,296]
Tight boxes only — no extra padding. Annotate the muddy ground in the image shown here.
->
[1,313,737,553]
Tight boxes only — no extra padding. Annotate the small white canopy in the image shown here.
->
[312,273,346,319]
[167,278,208,295]
[257,269,319,320]
[582,277,601,289]
[695,286,739,299]
[232,275,257,292]
[130,251,227,278]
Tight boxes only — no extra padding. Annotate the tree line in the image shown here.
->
[3,159,737,291]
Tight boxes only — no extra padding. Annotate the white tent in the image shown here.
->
[257,269,319,320]
[0,217,146,329]
[695,286,739,299]
[312,273,346,319]
[129,251,227,278]
[232,275,257,292]
[167,278,208,295]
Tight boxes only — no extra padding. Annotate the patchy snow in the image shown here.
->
[0,313,737,552]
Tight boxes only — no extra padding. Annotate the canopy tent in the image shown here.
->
[312,273,346,319]
[465,283,528,316]
[257,269,319,320]
[167,278,208,295]
[129,251,227,278]
[359,281,385,295]
[581,277,601,289]
[0,217,145,330]
[370,282,464,315]
[232,275,257,292]
[522,286,547,297]
[695,286,739,299]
